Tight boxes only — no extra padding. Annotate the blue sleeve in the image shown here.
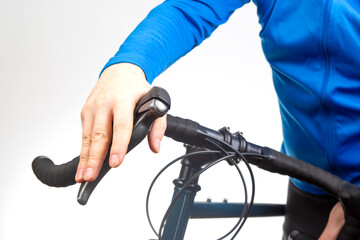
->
[101,0,250,83]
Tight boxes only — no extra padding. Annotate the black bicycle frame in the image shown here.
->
[161,146,285,240]
[162,146,208,240]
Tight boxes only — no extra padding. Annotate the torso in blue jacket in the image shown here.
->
[102,0,360,195]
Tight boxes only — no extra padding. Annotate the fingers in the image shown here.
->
[75,63,149,183]
[85,111,112,182]
[148,115,167,153]
[109,103,134,168]
[76,106,112,183]
[318,202,345,240]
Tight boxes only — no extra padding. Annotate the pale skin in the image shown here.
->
[75,62,345,239]
[75,63,166,183]
[318,202,345,240]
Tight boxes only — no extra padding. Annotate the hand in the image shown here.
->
[318,202,345,240]
[75,63,167,183]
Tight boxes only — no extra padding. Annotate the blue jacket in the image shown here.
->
[102,0,360,195]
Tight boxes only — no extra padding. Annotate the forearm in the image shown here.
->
[101,0,249,83]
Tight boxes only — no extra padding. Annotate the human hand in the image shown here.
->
[75,63,167,183]
[318,202,345,240]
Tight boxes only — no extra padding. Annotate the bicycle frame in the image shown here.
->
[161,146,284,240]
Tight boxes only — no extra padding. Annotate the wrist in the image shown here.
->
[101,63,147,83]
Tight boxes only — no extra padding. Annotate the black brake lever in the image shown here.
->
[77,87,171,205]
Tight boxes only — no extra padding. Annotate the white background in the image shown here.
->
[0,0,288,239]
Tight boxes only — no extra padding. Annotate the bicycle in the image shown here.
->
[32,87,360,240]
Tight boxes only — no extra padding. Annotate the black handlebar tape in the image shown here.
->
[32,156,79,187]
[165,115,200,146]
[165,115,226,149]
[256,147,360,221]
[257,147,344,197]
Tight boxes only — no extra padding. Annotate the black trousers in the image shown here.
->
[283,181,338,240]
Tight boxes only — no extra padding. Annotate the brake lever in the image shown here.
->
[77,87,171,205]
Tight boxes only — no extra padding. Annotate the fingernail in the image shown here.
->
[84,167,93,180]
[156,138,161,153]
[76,168,84,181]
[111,155,119,167]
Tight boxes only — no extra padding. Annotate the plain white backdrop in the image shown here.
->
[0,0,288,239]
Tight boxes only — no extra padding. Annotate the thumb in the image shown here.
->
[318,202,345,240]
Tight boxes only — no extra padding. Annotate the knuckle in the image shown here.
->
[81,104,91,118]
[82,134,92,145]
[113,121,132,133]
[91,130,110,143]
[94,95,109,108]
[79,154,89,164]
[87,154,101,167]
